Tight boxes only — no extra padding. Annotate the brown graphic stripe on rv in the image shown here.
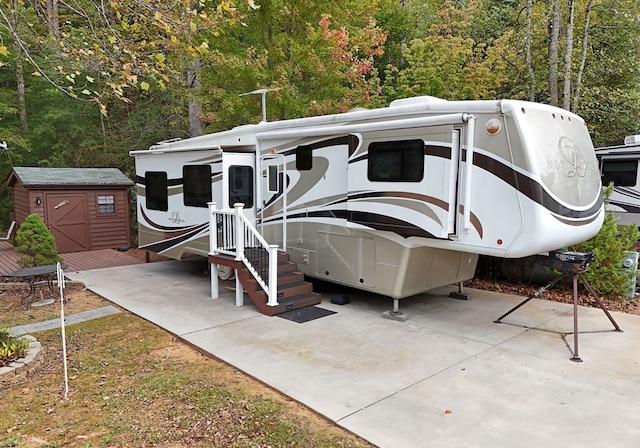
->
[140,208,199,232]
[349,143,451,164]
[139,223,208,253]
[285,209,436,239]
[279,135,358,157]
[472,152,603,219]
[346,192,483,237]
[347,212,437,239]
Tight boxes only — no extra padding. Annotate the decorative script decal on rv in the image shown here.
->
[169,211,185,224]
[559,137,587,178]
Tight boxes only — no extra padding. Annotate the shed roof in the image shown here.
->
[7,167,134,187]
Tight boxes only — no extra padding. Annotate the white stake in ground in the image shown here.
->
[57,262,69,400]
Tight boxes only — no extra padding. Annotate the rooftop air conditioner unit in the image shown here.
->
[624,135,640,145]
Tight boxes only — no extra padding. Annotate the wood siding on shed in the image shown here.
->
[86,189,131,250]
[10,181,132,253]
[11,182,31,223]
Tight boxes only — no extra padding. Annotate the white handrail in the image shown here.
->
[209,202,278,307]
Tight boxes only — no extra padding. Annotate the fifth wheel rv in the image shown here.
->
[595,135,640,226]
[130,96,604,301]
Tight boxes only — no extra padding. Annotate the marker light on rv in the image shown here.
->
[485,118,502,135]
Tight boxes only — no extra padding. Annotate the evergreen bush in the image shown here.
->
[571,185,640,299]
[14,213,64,268]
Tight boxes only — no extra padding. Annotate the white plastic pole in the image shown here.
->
[208,202,219,300]
[57,262,69,400]
[234,203,245,261]
[267,245,279,306]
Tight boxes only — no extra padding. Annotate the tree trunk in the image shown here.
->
[525,0,536,101]
[548,0,560,106]
[11,0,28,131]
[187,64,204,137]
[46,0,59,40]
[572,0,594,113]
[562,0,575,110]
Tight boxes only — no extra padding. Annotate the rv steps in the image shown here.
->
[208,251,321,316]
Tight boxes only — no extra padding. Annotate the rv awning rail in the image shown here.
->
[255,113,472,141]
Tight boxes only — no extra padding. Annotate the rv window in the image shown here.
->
[145,171,168,211]
[601,160,638,187]
[267,164,280,193]
[296,145,313,171]
[368,140,424,182]
[229,165,254,208]
[183,165,212,207]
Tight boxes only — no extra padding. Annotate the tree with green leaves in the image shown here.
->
[382,0,511,102]
[571,186,640,298]
[197,0,387,131]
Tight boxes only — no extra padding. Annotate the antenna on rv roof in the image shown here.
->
[239,88,281,123]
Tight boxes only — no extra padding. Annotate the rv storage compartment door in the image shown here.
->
[316,232,375,287]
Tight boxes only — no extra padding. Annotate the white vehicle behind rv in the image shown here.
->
[595,135,640,227]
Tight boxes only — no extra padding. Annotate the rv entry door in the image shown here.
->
[222,153,256,223]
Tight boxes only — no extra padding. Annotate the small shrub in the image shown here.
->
[14,213,64,268]
[571,185,640,299]
[0,328,30,367]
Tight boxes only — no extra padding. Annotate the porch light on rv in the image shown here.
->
[485,118,502,135]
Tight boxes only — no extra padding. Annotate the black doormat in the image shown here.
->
[276,306,337,323]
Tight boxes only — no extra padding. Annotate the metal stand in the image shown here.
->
[449,282,471,300]
[494,252,622,362]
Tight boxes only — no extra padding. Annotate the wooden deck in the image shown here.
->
[0,241,145,276]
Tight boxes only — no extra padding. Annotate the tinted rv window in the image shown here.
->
[229,165,254,208]
[145,171,168,211]
[296,145,313,170]
[601,160,638,187]
[183,165,212,207]
[368,140,424,182]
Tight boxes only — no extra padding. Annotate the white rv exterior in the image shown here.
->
[595,135,640,226]
[130,96,604,299]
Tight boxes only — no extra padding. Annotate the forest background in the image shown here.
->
[1,0,639,230]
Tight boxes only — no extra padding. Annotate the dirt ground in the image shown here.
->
[464,277,640,315]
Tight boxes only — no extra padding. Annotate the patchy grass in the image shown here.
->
[0,295,372,448]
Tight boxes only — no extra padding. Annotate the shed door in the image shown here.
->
[46,192,90,253]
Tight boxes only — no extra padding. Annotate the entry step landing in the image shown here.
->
[209,250,321,316]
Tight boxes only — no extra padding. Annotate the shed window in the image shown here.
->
[601,160,638,187]
[97,195,115,214]
[368,140,424,182]
[228,165,254,208]
[296,145,313,171]
[146,171,168,211]
[183,165,212,207]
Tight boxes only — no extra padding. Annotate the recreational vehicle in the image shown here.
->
[130,96,603,303]
[595,135,640,227]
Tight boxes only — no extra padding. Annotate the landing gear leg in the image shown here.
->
[382,298,409,322]
[449,282,471,300]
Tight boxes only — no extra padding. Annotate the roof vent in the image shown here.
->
[624,135,640,145]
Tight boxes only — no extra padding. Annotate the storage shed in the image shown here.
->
[7,167,134,253]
